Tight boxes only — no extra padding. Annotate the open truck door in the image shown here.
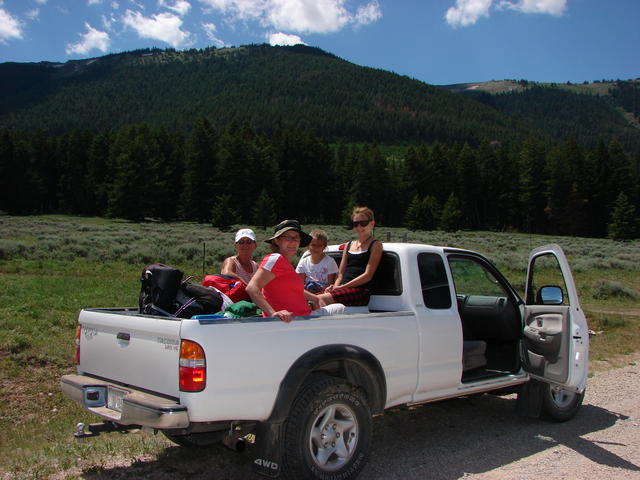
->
[520,244,589,421]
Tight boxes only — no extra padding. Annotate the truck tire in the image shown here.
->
[282,375,372,480]
[540,383,584,422]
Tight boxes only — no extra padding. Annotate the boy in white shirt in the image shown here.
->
[296,229,339,293]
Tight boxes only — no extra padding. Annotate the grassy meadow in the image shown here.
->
[1,215,639,479]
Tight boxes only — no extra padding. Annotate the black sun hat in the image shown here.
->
[264,219,312,247]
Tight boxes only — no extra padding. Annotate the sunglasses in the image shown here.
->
[280,235,301,242]
[352,220,371,228]
[236,240,255,245]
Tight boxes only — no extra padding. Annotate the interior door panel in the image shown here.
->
[522,305,570,384]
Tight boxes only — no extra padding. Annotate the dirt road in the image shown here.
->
[62,355,640,480]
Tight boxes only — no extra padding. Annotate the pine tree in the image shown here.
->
[180,117,216,222]
[252,189,277,230]
[608,192,638,240]
[106,125,155,221]
[211,193,241,231]
[405,195,440,231]
[440,193,463,232]
[518,137,547,233]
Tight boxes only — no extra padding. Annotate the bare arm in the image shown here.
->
[246,268,293,323]
[303,290,320,310]
[220,257,239,278]
[325,246,348,292]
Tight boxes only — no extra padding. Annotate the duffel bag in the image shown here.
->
[202,274,249,302]
[175,282,224,318]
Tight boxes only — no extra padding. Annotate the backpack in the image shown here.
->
[174,282,224,318]
[202,274,249,302]
[139,264,223,318]
[139,264,183,316]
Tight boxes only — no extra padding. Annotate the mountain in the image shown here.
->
[443,79,640,150]
[1,45,639,150]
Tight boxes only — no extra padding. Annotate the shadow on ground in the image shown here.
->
[80,394,636,480]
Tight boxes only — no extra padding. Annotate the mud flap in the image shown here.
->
[253,421,283,478]
[516,379,543,418]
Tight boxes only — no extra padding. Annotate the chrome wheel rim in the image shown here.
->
[550,386,577,408]
[309,403,359,471]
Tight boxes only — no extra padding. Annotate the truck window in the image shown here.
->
[417,253,451,309]
[526,252,569,305]
[448,257,507,297]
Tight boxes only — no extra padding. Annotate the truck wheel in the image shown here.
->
[540,383,584,422]
[282,376,372,480]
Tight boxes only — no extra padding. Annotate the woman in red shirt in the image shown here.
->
[247,219,343,323]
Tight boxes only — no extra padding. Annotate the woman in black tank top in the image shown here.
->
[318,206,383,307]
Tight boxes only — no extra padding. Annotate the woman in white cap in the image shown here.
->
[221,228,258,284]
[247,220,344,323]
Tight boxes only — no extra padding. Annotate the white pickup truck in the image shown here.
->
[61,243,589,480]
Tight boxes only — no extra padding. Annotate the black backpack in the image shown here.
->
[139,264,183,315]
[139,264,223,318]
[174,282,224,318]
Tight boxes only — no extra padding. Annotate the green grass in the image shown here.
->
[0,215,639,479]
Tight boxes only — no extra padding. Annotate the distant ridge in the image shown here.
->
[1,44,639,149]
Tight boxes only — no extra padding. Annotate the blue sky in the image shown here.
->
[0,0,637,85]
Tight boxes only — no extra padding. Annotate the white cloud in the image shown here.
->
[129,0,145,9]
[198,0,382,33]
[202,21,226,46]
[498,0,566,16]
[25,8,40,20]
[355,1,381,26]
[0,8,23,43]
[159,0,192,16]
[199,0,267,20]
[445,0,492,28]
[268,31,305,46]
[35,0,48,4]
[111,2,120,9]
[122,9,193,48]
[88,0,103,5]
[65,22,111,55]
[102,13,117,30]
[266,0,350,33]
[446,0,566,27]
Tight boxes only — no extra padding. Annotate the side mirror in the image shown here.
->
[537,285,564,305]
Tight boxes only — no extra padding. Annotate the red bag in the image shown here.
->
[202,274,249,303]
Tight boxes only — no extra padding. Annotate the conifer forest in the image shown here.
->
[0,45,638,239]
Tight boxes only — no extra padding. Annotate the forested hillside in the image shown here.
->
[2,45,639,151]
[452,80,640,151]
[0,45,639,238]
[0,44,524,145]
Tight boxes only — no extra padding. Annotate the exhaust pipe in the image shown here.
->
[223,433,246,452]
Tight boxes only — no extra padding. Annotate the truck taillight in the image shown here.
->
[74,324,81,364]
[179,340,206,392]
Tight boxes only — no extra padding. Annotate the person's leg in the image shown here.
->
[317,292,335,306]
[312,303,345,316]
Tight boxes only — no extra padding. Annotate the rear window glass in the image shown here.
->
[418,253,451,309]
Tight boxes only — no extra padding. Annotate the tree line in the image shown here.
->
[1,120,638,239]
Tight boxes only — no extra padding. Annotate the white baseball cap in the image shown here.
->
[235,228,256,243]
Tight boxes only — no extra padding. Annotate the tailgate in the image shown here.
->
[78,309,182,398]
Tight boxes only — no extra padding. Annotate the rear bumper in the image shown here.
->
[60,374,189,430]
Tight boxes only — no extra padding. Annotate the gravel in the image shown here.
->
[53,355,640,479]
